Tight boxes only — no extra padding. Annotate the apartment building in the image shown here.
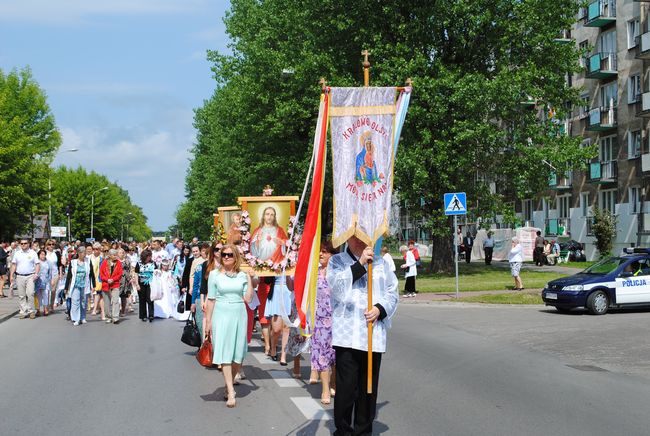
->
[512,0,650,259]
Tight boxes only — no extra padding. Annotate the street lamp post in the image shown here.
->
[49,148,78,237]
[91,186,109,241]
[122,212,133,242]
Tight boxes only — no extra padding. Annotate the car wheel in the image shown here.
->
[555,307,572,314]
[587,290,609,315]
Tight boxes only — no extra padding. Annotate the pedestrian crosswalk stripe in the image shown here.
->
[290,397,332,421]
[250,351,271,365]
[268,370,302,388]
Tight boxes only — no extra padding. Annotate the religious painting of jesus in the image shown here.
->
[238,195,298,276]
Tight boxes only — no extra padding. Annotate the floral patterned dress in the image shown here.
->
[310,270,336,372]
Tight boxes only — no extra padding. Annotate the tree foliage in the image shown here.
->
[0,67,61,239]
[591,207,616,259]
[180,0,592,270]
[50,166,152,242]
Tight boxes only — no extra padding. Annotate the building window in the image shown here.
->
[601,82,618,109]
[578,93,590,118]
[579,40,589,68]
[578,7,587,21]
[629,130,641,158]
[629,74,641,104]
[600,29,617,56]
[557,195,571,219]
[599,189,617,214]
[580,192,590,217]
[600,135,617,162]
[629,187,641,214]
[628,19,640,49]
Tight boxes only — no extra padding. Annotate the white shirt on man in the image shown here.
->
[12,249,38,275]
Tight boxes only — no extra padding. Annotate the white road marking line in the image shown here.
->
[290,397,332,421]
[268,370,302,388]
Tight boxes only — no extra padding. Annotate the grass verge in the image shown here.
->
[395,262,566,293]
[448,292,543,305]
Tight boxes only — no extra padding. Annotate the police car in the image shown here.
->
[542,248,650,315]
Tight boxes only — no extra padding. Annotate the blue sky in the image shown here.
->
[0,0,231,231]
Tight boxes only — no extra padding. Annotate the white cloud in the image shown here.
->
[0,0,209,24]
[55,125,194,230]
[192,27,225,42]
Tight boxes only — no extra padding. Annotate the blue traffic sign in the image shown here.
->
[444,192,467,215]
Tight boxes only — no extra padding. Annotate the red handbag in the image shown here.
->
[196,332,213,367]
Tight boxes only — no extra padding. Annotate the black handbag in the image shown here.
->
[181,314,201,347]
[177,298,185,314]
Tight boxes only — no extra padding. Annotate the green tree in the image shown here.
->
[50,166,151,241]
[0,67,61,239]
[591,207,616,259]
[181,0,593,268]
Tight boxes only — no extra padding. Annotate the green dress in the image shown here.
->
[208,270,248,365]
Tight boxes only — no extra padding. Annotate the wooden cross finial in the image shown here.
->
[361,49,370,68]
[406,78,413,87]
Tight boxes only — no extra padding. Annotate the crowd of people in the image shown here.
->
[0,235,401,434]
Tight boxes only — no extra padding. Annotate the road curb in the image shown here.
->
[401,300,544,308]
[0,310,18,324]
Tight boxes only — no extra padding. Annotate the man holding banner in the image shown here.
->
[327,236,397,435]
[293,77,410,435]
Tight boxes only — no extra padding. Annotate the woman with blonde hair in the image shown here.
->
[204,244,253,408]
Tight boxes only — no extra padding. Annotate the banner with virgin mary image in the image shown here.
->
[329,87,406,247]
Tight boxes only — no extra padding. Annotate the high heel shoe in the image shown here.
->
[226,391,236,408]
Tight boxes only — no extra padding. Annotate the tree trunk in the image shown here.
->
[430,234,454,274]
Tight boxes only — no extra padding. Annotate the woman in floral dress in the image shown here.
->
[311,241,338,404]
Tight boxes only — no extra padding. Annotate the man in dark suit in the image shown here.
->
[462,232,474,263]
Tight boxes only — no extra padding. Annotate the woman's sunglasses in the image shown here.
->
[221,252,234,258]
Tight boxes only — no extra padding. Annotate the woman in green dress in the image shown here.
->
[204,244,253,408]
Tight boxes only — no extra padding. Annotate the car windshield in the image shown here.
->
[583,257,626,275]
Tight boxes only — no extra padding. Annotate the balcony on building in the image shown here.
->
[640,213,650,234]
[586,52,617,79]
[636,32,650,59]
[637,92,650,118]
[589,160,618,183]
[585,0,616,27]
[554,29,572,44]
[548,171,572,190]
[545,218,570,237]
[641,153,650,172]
[586,106,617,131]
[586,217,595,236]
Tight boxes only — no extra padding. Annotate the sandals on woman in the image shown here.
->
[320,395,331,405]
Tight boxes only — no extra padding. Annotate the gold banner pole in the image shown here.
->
[361,49,374,395]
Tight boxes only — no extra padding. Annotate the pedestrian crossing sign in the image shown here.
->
[444,192,467,215]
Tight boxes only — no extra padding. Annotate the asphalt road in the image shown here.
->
[2,303,650,435]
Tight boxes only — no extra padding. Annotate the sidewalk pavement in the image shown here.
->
[0,292,19,323]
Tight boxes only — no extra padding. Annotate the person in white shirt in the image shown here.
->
[151,240,169,269]
[380,246,395,272]
[483,231,495,265]
[399,245,417,297]
[327,236,398,435]
[10,239,40,319]
[508,237,524,291]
